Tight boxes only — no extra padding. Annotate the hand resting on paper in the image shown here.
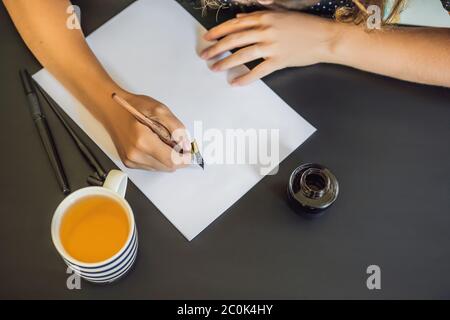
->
[200,9,450,87]
[201,11,334,86]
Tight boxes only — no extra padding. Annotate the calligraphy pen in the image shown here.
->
[112,93,204,169]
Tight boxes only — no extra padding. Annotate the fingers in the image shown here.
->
[150,137,192,170]
[236,11,263,18]
[123,124,191,172]
[138,125,192,170]
[126,154,184,172]
[231,60,279,86]
[204,14,264,41]
[156,111,192,153]
[202,12,279,85]
[128,95,192,153]
[201,29,265,60]
[113,94,194,172]
[211,44,269,72]
[121,151,170,172]
[123,143,190,172]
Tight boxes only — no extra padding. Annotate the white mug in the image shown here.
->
[51,170,138,284]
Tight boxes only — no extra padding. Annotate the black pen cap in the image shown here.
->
[20,69,36,95]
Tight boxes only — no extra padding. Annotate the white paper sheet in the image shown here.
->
[397,0,450,28]
[34,0,315,241]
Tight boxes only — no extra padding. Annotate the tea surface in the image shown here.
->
[60,195,130,263]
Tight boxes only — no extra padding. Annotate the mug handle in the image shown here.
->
[103,170,128,198]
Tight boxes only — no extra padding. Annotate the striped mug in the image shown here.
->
[51,170,138,284]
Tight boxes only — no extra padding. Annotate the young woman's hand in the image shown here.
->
[103,93,192,172]
[201,11,337,86]
[4,0,193,172]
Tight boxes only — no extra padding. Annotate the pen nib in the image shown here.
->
[197,154,205,170]
[191,140,205,170]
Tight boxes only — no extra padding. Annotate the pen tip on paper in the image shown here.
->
[197,154,205,170]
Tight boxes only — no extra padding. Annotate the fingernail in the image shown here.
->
[200,51,208,59]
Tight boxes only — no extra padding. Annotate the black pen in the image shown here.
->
[20,69,71,195]
[34,81,107,180]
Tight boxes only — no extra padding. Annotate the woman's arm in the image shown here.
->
[3,0,191,171]
[4,0,120,123]
[201,11,450,87]
[331,24,450,87]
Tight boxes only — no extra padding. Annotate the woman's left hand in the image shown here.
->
[201,10,338,86]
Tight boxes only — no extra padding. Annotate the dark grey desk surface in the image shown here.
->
[1,0,449,300]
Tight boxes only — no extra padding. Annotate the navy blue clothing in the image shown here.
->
[307,0,450,16]
[307,0,354,16]
[307,0,449,13]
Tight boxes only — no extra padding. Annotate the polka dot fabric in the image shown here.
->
[441,0,450,12]
[194,1,450,16]
[307,0,354,16]
[307,0,450,16]
[309,0,449,15]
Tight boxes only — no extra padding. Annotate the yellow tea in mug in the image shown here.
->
[60,195,130,263]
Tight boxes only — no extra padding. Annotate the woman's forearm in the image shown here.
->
[3,0,125,124]
[329,24,450,87]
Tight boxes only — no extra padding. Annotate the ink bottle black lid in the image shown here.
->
[287,163,339,218]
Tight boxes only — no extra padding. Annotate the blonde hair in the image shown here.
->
[336,0,407,25]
